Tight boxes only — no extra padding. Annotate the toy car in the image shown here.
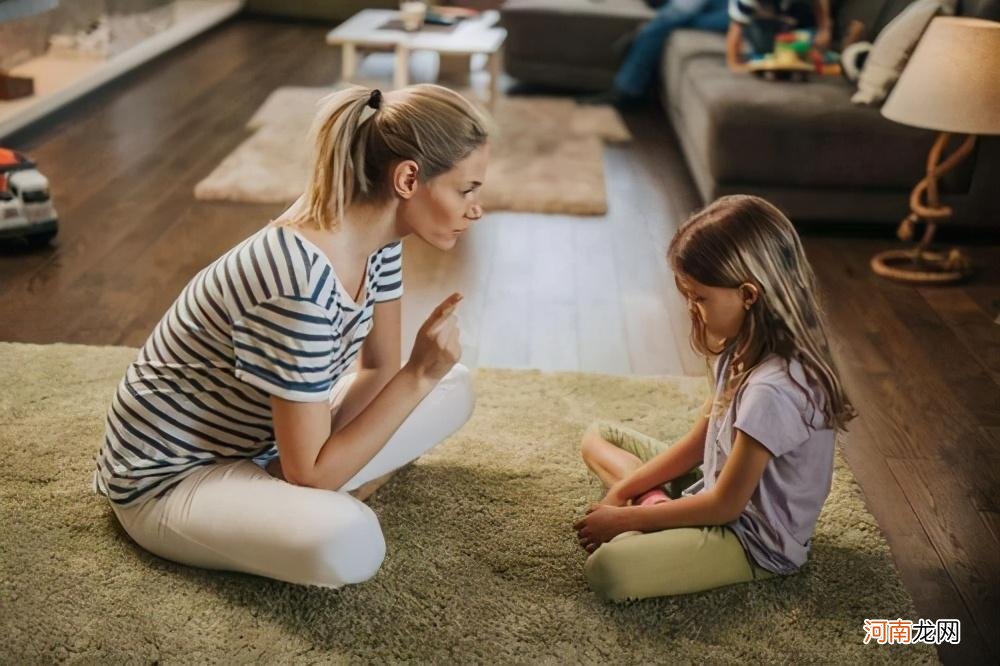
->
[0,147,58,245]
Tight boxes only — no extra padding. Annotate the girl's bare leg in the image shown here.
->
[580,423,644,489]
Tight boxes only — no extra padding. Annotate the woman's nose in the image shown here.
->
[465,204,483,221]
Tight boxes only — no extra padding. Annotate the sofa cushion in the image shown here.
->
[662,30,727,110]
[673,56,941,190]
[852,0,955,106]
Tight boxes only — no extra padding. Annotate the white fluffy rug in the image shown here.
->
[194,86,631,215]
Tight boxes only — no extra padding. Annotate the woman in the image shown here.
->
[93,84,491,588]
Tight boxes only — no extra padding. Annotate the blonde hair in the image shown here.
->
[667,195,856,431]
[286,84,491,230]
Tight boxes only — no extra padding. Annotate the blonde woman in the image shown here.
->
[93,85,490,588]
[574,195,855,601]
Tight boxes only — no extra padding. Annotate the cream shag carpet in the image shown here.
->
[193,86,631,215]
[1,342,937,663]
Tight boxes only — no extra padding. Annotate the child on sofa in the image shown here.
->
[574,195,855,601]
[726,0,834,71]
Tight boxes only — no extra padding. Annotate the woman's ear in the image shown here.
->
[393,160,420,199]
[740,282,759,308]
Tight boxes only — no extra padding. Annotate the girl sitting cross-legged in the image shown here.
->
[575,194,855,601]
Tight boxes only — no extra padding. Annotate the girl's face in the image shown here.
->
[678,275,754,343]
[397,144,489,251]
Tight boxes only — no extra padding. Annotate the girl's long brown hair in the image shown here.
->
[667,195,856,430]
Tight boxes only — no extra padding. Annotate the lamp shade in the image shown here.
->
[881,17,1000,135]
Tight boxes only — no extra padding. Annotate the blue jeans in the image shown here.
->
[614,0,730,97]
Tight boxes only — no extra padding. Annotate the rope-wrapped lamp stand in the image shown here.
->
[870,132,975,285]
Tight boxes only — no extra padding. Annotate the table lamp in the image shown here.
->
[874,16,1000,284]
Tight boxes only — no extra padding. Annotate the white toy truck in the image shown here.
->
[0,147,58,245]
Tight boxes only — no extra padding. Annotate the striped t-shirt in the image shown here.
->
[93,224,403,505]
[728,0,812,24]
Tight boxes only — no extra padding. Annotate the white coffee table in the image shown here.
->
[326,9,507,108]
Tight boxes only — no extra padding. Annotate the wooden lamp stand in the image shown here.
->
[870,132,976,285]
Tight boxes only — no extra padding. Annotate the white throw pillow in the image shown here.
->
[852,0,956,106]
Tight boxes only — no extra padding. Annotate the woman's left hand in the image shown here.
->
[573,503,633,554]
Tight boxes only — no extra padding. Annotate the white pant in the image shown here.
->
[111,364,475,588]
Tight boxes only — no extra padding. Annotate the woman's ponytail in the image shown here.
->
[284,83,490,231]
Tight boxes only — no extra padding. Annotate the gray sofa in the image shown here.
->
[502,0,1000,226]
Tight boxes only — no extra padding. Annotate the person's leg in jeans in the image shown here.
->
[581,0,728,105]
[111,363,475,587]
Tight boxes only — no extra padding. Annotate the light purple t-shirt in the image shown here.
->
[685,351,835,574]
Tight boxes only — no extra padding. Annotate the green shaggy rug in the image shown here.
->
[0,343,936,663]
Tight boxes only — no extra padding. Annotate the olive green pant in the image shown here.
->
[585,421,776,602]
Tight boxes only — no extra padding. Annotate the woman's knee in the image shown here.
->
[311,501,386,587]
[440,363,476,427]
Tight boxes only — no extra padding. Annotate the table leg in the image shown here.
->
[394,46,410,89]
[341,43,357,82]
[438,53,472,86]
[488,49,502,110]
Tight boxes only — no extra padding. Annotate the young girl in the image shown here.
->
[93,84,490,588]
[574,194,855,601]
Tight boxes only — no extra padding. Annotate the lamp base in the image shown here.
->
[870,247,973,285]
[871,132,977,286]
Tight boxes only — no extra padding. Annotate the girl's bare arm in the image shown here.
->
[605,398,711,503]
[629,429,772,530]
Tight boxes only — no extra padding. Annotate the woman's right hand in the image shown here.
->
[406,292,463,382]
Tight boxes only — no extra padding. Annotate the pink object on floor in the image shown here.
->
[635,488,670,506]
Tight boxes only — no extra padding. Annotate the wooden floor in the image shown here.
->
[1,17,997,664]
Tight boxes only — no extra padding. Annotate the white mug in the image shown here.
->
[400,1,427,31]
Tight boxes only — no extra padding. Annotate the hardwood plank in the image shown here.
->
[887,457,1000,661]
[0,26,320,343]
[0,20,281,293]
[981,510,1000,546]
[843,420,994,665]
[918,287,1000,388]
[402,216,499,369]
[477,214,532,368]
[54,36,340,345]
[573,218,631,374]
[809,239,1000,515]
[528,215,580,371]
[606,111,702,376]
[886,286,1000,428]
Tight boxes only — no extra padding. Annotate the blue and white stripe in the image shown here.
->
[729,0,802,24]
[94,225,403,505]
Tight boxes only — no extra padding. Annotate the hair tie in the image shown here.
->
[368,89,382,110]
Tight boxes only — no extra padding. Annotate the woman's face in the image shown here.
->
[397,144,489,251]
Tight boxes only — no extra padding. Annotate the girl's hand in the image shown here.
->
[598,483,629,507]
[406,293,462,381]
[573,503,633,554]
